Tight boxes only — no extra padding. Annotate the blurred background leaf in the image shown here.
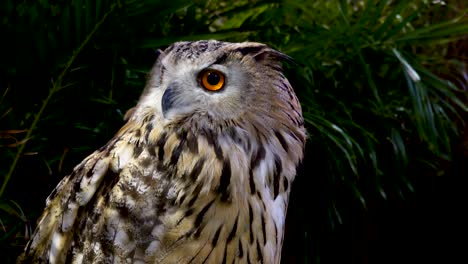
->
[1,0,467,263]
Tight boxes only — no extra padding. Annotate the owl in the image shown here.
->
[18,40,306,264]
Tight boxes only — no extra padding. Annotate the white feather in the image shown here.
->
[61,201,78,232]
[76,158,109,206]
[49,231,65,264]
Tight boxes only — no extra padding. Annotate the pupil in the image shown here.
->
[207,72,220,85]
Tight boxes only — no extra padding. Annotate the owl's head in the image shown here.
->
[130,40,304,142]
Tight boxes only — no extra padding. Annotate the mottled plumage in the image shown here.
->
[18,40,306,264]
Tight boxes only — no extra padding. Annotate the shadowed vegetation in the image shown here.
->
[1,0,467,263]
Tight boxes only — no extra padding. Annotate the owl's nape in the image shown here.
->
[18,40,305,264]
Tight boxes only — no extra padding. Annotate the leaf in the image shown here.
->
[0,200,26,222]
[396,16,468,42]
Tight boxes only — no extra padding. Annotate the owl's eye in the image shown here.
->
[200,69,225,91]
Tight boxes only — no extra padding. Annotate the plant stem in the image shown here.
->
[0,3,117,197]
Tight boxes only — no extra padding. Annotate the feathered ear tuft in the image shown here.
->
[261,48,295,65]
[253,48,296,71]
[232,43,295,66]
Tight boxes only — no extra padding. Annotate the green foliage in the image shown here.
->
[1,0,466,262]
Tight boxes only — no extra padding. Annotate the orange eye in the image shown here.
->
[200,69,225,91]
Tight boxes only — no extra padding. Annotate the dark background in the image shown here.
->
[1,0,467,263]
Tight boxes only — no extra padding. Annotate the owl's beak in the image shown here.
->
[162,83,190,119]
[161,84,177,118]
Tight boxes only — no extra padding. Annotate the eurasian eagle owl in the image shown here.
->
[18,40,306,263]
